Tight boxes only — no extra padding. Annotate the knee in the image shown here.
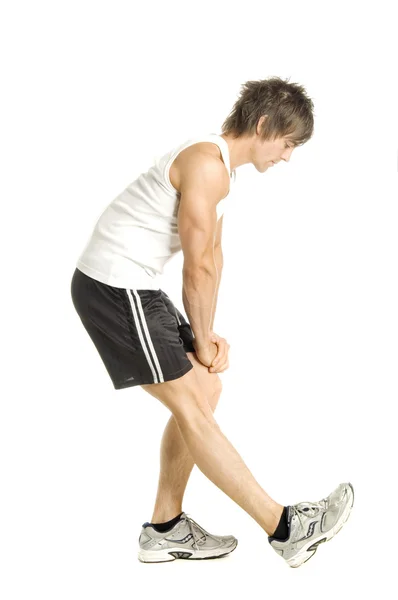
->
[174,381,219,428]
[175,395,219,437]
[215,374,222,396]
[142,366,221,425]
[209,375,222,410]
[176,377,222,426]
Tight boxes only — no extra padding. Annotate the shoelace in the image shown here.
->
[182,514,209,551]
[290,499,328,537]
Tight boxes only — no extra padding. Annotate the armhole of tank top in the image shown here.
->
[163,136,230,194]
[164,153,180,195]
[213,139,235,188]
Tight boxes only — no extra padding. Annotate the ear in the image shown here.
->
[257,114,268,135]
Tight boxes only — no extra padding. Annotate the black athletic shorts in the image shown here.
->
[70,267,195,390]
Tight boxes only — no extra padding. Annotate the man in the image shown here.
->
[71,76,354,568]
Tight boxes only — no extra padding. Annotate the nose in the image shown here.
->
[281,147,294,162]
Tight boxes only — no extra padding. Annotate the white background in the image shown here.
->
[1,0,397,598]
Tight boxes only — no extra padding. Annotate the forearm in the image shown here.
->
[210,251,223,330]
[182,263,219,346]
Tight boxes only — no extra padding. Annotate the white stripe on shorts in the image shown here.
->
[125,289,164,383]
[174,306,182,326]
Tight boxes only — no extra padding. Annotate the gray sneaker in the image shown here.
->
[138,512,238,563]
[268,482,354,568]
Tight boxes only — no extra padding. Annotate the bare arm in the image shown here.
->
[210,252,223,331]
[210,218,224,331]
[178,154,229,348]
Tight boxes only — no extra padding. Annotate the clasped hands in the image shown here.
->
[192,331,230,373]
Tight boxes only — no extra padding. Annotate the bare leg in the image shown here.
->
[142,362,284,536]
[150,414,203,523]
[150,354,222,523]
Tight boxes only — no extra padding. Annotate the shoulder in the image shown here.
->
[172,142,230,198]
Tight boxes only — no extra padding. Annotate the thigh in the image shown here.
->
[141,352,222,419]
[185,351,222,406]
[141,363,213,420]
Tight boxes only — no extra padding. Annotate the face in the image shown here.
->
[254,136,295,172]
[253,116,297,172]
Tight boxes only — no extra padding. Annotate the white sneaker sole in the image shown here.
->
[138,540,238,563]
[287,484,354,568]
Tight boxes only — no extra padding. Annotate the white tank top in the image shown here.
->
[75,133,236,290]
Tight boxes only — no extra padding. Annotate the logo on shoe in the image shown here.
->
[165,533,193,544]
[297,521,317,542]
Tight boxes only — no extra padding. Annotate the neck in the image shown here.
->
[219,132,254,172]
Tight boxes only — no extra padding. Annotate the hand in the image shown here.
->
[208,332,230,373]
[192,338,218,368]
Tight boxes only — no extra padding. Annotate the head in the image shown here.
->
[221,76,315,172]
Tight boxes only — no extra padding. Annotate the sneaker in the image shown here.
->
[137,512,238,563]
[268,482,354,568]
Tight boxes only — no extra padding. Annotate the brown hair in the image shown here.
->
[221,76,315,146]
